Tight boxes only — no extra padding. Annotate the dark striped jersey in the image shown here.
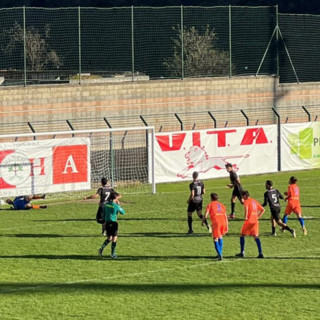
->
[262,188,284,211]
[97,186,114,207]
[229,170,243,192]
[189,180,204,203]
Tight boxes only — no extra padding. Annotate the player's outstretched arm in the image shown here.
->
[83,193,98,200]
[258,207,265,219]
[201,211,209,225]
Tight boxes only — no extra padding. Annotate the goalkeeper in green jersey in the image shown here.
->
[98,191,125,258]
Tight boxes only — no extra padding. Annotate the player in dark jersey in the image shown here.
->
[262,180,296,237]
[98,191,125,258]
[187,171,211,234]
[225,163,243,219]
[83,177,115,235]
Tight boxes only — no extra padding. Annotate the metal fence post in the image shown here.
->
[208,111,217,128]
[175,113,184,131]
[272,107,281,171]
[276,5,279,77]
[23,6,27,87]
[131,5,135,81]
[103,117,112,128]
[302,106,311,122]
[78,6,82,85]
[66,119,75,137]
[102,118,114,186]
[240,109,249,126]
[181,5,184,79]
[140,115,148,127]
[27,122,36,140]
[229,5,232,78]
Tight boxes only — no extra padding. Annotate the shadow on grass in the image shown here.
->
[0,232,271,239]
[33,219,95,222]
[121,217,184,221]
[0,281,319,295]
[32,217,184,222]
[0,234,102,238]
[121,232,210,238]
[0,254,319,261]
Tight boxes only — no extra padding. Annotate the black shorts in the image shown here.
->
[232,187,243,201]
[270,209,281,221]
[105,221,119,237]
[187,201,203,213]
[96,206,104,224]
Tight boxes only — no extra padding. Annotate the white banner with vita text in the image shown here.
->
[155,125,277,183]
[0,138,91,197]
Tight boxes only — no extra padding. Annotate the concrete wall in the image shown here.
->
[1,76,320,131]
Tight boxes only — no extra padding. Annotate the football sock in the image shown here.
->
[272,226,276,234]
[199,214,209,226]
[231,202,235,214]
[255,237,262,255]
[298,217,305,227]
[282,215,288,224]
[218,238,223,253]
[214,240,222,257]
[188,216,193,230]
[284,225,293,232]
[111,242,117,255]
[101,239,110,250]
[240,236,245,253]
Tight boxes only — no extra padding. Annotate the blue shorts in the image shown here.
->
[13,197,29,210]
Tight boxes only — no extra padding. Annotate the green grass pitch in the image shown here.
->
[0,170,319,319]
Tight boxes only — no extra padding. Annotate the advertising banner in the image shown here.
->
[0,138,90,197]
[281,122,320,171]
[155,125,278,183]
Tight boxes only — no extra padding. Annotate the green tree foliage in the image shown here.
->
[2,22,62,71]
[164,25,231,78]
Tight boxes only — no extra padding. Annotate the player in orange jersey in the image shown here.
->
[235,190,265,259]
[202,193,228,260]
[282,176,307,235]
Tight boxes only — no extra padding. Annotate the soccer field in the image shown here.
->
[0,169,319,320]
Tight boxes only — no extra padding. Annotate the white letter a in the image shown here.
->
[63,155,79,174]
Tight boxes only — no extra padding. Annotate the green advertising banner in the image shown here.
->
[282,122,320,170]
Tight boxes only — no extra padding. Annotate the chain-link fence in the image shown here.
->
[0,6,319,86]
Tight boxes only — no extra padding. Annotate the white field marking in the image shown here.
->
[1,248,319,294]
[0,259,249,294]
